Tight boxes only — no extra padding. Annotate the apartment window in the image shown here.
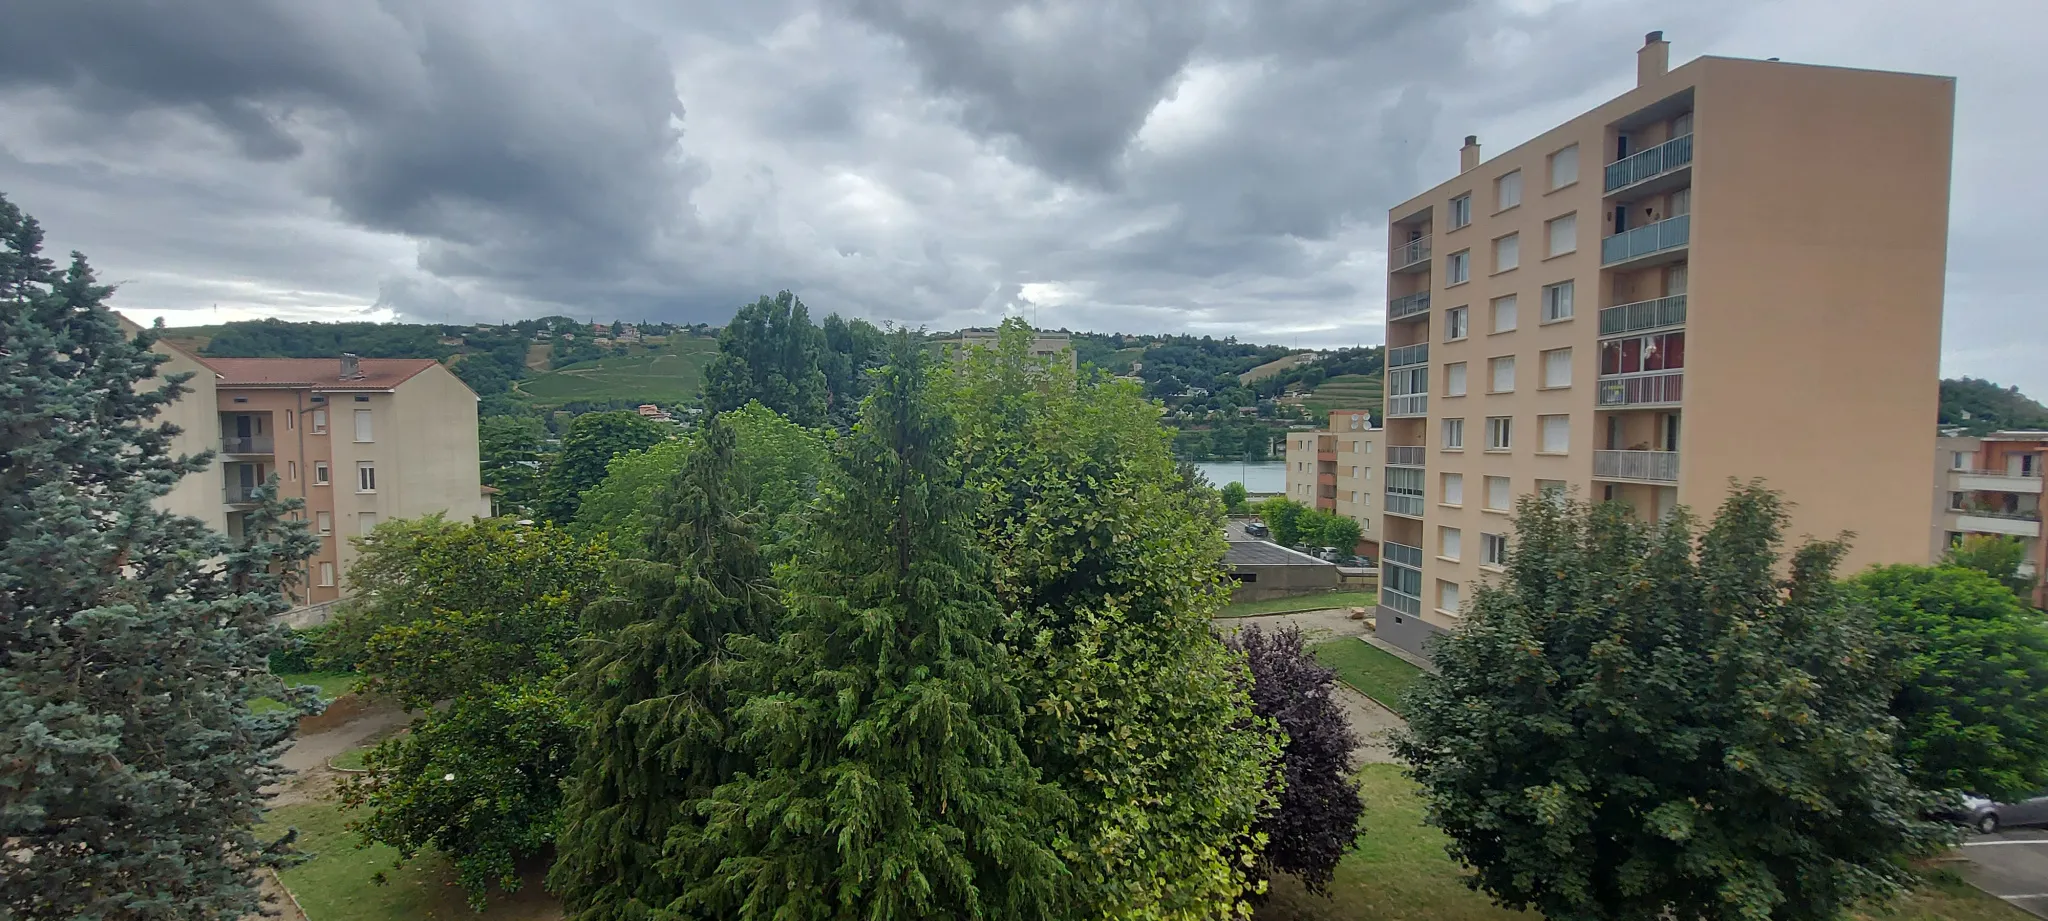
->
[1546,213,1577,258]
[1493,233,1519,273]
[285,412,295,431]
[1445,362,1468,397]
[1549,144,1579,189]
[1490,356,1516,393]
[353,409,374,443]
[1448,250,1471,285]
[1438,580,1462,614]
[1495,169,1522,210]
[1485,475,1511,511]
[356,461,377,493]
[1491,295,1518,334]
[1362,518,1371,532]
[1440,527,1463,561]
[1539,414,1570,454]
[1536,479,1569,507]
[1348,491,1357,503]
[1450,193,1472,229]
[1486,416,1513,451]
[316,511,332,535]
[1542,348,1573,389]
[1482,533,1508,567]
[313,462,330,485]
[1950,492,1967,511]
[1442,418,1465,450]
[1600,331,1687,375]
[1951,451,1970,470]
[1673,111,1694,137]
[311,409,327,434]
[1443,472,1465,505]
[1350,466,1359,478]
[1542,280,1575,322]
[359,512,379,536]
[287,460,298,482]
[1669,187,1691,217]
[317,562,336,587]
[1445,307,1470,340]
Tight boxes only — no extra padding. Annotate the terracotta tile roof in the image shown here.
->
[201,357,442,390]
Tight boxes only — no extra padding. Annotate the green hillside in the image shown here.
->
[515,337,719,406]
[1300,372,1384,420]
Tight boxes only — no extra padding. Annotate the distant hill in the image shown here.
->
[1299,373,1384,419]
[1941,377,2048,435]
[515,337,720,406]
[1238,352,1321,385]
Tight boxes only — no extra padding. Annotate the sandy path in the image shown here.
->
[268,701,409,807]
[1214,608,1405,766]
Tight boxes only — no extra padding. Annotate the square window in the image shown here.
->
[1445,362,1467,397]
[313,462,330,485]
[1482,533,1508,567]
[1440,526,1462,561]
[1486,417,1513,451]
[1542,348,1573,389]
[1450,193,1472,229]
[1546,213,1577,257]
[1448,250,1471,285]
[1442,418,1465,450]
[1491,295,1518,334]
[1495,169,1522,210]
[1438,580,1462,614]
[1539,414,1570,454]
[356,461,377,493]
[1485,475,1511,510]
[1494,233,1519,273]
[1442,472,1465,505]
[1490,356,1516,394]
[1549,144,1579,189]
[1542,280,1575,322]
[1445,307,1470,340]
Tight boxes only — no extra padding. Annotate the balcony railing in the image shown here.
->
[1601,214,1690,266]
[221,435,275,454]
[1597,370,1684,407]
[1960,468,2044,479]
[1380,588,1421,617]
[1387,393,1428,418]
[1388,343,1429,368]
[1391,236,1432,273]
[1962,508,2043,522]
[1604,133,1694,193]
[1383,541,1423,568]
[1385,490,1425,517]
[1386,445,1426,467]
[224,485,263,504]
[1594,449,1680,482]
[1599,294,1687,338]
[1388,291,1432,321]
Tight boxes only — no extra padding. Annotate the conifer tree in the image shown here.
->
[673,332,1066,921]
[551,415,783,920]
[1,193,318,920]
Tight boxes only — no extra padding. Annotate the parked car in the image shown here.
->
[1943,791,2048,834]
[1243,522,1269,539]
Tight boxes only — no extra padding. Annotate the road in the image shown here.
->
[1958,825,2048,918]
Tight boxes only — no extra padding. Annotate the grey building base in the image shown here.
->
[1375,605,1448,661]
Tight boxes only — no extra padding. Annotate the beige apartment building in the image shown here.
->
[1375,34,1954,656]
[1282,409,1382,557]
[132,321,490,609]
[1932,432,2046,607]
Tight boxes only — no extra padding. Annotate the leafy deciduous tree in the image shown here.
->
[1944,533,2040,603]
[538,410,666,523]
[701,292,830,427]
[1223,625,1364,895]
[1220,480,1249,515]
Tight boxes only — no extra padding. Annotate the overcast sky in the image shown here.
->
[1,0,2039,392]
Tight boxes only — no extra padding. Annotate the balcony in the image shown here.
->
[1385,490,1425,518]
[1383,540,1423,568]
[1388,343,1429,369]
[1956,509,2043,539]
[221,435,275,455]
[1594,449,1680,483]
[1388,291,1432,321]
[1387,393,1428,418]
[1597,370,1684,407]
[1386,445,1426,467]
[1601,214,1690,267]
[1318,473,1338,487]
[1381,541,1424,615]
[1604,133,1694,194]
[1391,236,1432,273]
[1955,468,2045,495]
[224,485,263,505]
[1599,295,1687,338]
[1380,588,1422,617]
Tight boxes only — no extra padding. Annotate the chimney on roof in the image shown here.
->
[1638,30,1670,86]
[1460,135,1481,173]
[340,353,361,380]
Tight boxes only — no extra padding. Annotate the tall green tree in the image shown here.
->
[538,410,667,523]
[702,292,829,426]
[943,320,1276,919]
[331,516,612,903]
[1220,480,1249,515]
[1,193,319,921]
[1396,486,1944,921]
[480,414,548,514]
[1252,496,1308,546]
[552,416,784,920]
[1944,533,2040,603]
[1853,564,2048,800]
[674,333,1067,920]
[820,312,887,427]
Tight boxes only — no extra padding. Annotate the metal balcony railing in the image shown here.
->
[1391,236,1432,272]
[1597,370,1684,407]
[224,485,263,504]
[1961,508,2043,522]
[1385,491,1425,517]
[1388,291,1432,321]
[1386,445,1426,467]
[1601,214,1690,266]
[1388,343,1429,368]
[1960,468,2045,479]
[1598,294,1687,338]
[1604,133,1694,193]
[1380,588,1421,617]
[1387,393,1428,417]
[1594,449,1680,482]
[221,435,275,454]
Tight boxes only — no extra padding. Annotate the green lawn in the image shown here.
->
[252,672,360,715]
[1257,765,2030,921]
[264,802,559,921]
[1219,590,1377,618]
[515,338,718,405]
[1309,637,1423,716]
[330,745,373,772]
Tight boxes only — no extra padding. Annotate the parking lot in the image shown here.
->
[1959,826,2048,918]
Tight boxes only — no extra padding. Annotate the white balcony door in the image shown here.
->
[1666,264,1688,296]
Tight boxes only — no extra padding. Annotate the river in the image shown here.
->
[1191,460,1288,494]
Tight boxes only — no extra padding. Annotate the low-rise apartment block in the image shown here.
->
[1934,431,2046,606]
[1375,34,1954,657]
[1283,409,1382,556]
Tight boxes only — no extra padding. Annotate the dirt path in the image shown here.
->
[269,699,408,807]
[1213,606,1371,640]
[1213,608,1405,766]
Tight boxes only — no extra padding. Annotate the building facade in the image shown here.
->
[1283,409,1382,556]
[1933,432,2046,606]
[1376,34,1955,657]
[948,327,1078,369]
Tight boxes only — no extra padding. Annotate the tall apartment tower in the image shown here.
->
[1376,34,1955,657]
